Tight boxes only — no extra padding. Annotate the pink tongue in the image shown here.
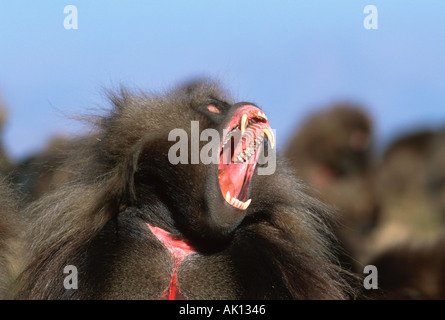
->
[219,162,249,200]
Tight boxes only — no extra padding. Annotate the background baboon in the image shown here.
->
[13,81,358,300]
[284,104,373,179]
[362,129,445,300]
[284,104,378,271]
[366,235,445,300]
[370,130,445,252]
[426,130,445,221]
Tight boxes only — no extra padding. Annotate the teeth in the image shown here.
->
[257,111,267,121]
[240,113,248,135]
[226,195,252,210]
[225,191,231,202]
[243,199,252,209]
[234,136,263,163]
[263,127,275,149]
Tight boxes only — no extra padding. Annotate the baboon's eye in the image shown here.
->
[206,104,221,114]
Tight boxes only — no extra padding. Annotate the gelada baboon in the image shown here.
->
[362,129,445,301]
[284,104,373,180]
[371,130,444,251]
[284,104,378,271]
[12,81,357,300]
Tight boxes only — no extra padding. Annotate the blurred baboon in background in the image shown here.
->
[284,103,379,271]
[284,104,373,179]
[375,130,434,207]
[371,130,444,252]
[426,130,445,221]
[10,136,86,202]
[0,94,88,203]
[365,129,445,300]
[0,178,23,298]
[366,234,445,300]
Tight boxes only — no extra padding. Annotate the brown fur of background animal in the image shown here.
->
[363,130,445,300]
[284,104,373,179]
[12,81,359,300]
[365,234,445,300]
[283,104,378,271]
[370,130,445,253]
[426,130,445,221]
[0,178,23,299]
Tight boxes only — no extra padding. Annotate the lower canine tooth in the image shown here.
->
[242,199,252,210]
[225,191,231,202]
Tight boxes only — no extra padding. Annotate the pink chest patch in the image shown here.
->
[148,224,196,300]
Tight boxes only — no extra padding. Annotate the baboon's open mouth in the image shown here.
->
[218,105,274,210]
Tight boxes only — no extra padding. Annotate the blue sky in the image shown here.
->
[1,1,445,160]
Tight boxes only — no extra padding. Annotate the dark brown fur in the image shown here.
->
[371,130,444,252]
[426,130,445,220]
[13,81,358,299]
[375,130,435,206]
[366,235,445,300]
[10,136,87,202]
[366,130,445,300]
[0,178,22,298]
[284,104,373,179]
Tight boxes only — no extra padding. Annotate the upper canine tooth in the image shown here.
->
[240,113,248,135]
[264,127,275,149]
